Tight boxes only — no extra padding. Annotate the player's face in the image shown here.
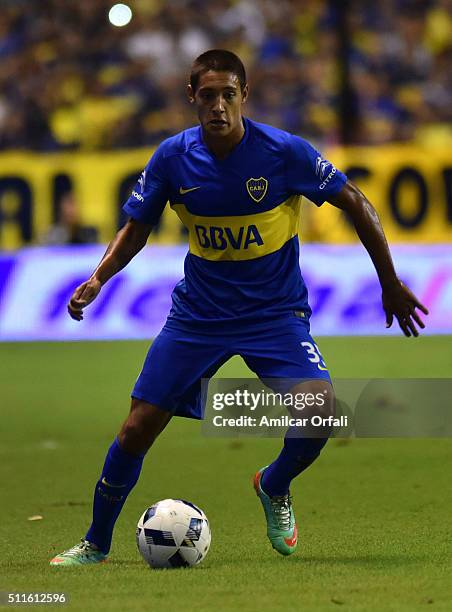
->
[188,71,248,137]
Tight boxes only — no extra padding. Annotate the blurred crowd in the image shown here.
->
[0,0,451,151]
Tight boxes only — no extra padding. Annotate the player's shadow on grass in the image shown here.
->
[48,501,90,507]
[108,560,149,568]
[109,559,210,571]
[298,553,426,567]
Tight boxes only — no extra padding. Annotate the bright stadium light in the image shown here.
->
[108,3,132,27]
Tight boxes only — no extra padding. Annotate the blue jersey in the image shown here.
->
[122,118,347,327]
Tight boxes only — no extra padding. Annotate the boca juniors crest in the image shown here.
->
[246,177,268,203]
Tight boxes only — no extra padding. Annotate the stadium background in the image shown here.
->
[1,1,451,610]
[0,0,451,339]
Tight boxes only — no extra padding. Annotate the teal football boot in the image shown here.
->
[254,467,298,556]
[50,539,107,566]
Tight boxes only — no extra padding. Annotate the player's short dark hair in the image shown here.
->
[190,49,247,92]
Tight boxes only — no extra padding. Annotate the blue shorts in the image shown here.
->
[131,315,331,420]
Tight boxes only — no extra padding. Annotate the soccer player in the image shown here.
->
[50,50,428,565]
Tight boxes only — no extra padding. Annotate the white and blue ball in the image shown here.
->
[136,499,211,568]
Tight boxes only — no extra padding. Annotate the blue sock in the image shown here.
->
[85,438,144,554]
[261,432,329,497]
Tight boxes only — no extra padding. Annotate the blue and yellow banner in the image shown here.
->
[0,145,450,249]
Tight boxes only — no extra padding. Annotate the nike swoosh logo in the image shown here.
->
[179,186,201,195]
[284,523,298,547]
[101,477,127,488]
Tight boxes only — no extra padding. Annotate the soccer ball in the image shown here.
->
[136,499,211,568]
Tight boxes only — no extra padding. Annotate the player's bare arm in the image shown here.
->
[67,219,152,321]
[329,180,429,337]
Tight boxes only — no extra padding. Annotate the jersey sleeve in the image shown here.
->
[285,135,347,206]
[122,142,170,225]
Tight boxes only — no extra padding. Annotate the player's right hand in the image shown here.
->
[67,278,102,321]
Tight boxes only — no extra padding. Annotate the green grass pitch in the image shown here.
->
[1,337,451,611]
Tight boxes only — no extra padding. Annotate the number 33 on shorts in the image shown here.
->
[301,341,328,371]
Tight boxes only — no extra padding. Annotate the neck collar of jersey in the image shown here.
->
[198,117,250,163]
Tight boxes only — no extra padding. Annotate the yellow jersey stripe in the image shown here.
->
[171,196,301,261]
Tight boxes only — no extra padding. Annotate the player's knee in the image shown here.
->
[119,418,143,442]
[289,380,335,421]
[118,399,171,455]
[117,419,148,454]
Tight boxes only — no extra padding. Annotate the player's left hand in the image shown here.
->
[382,279,429,337]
